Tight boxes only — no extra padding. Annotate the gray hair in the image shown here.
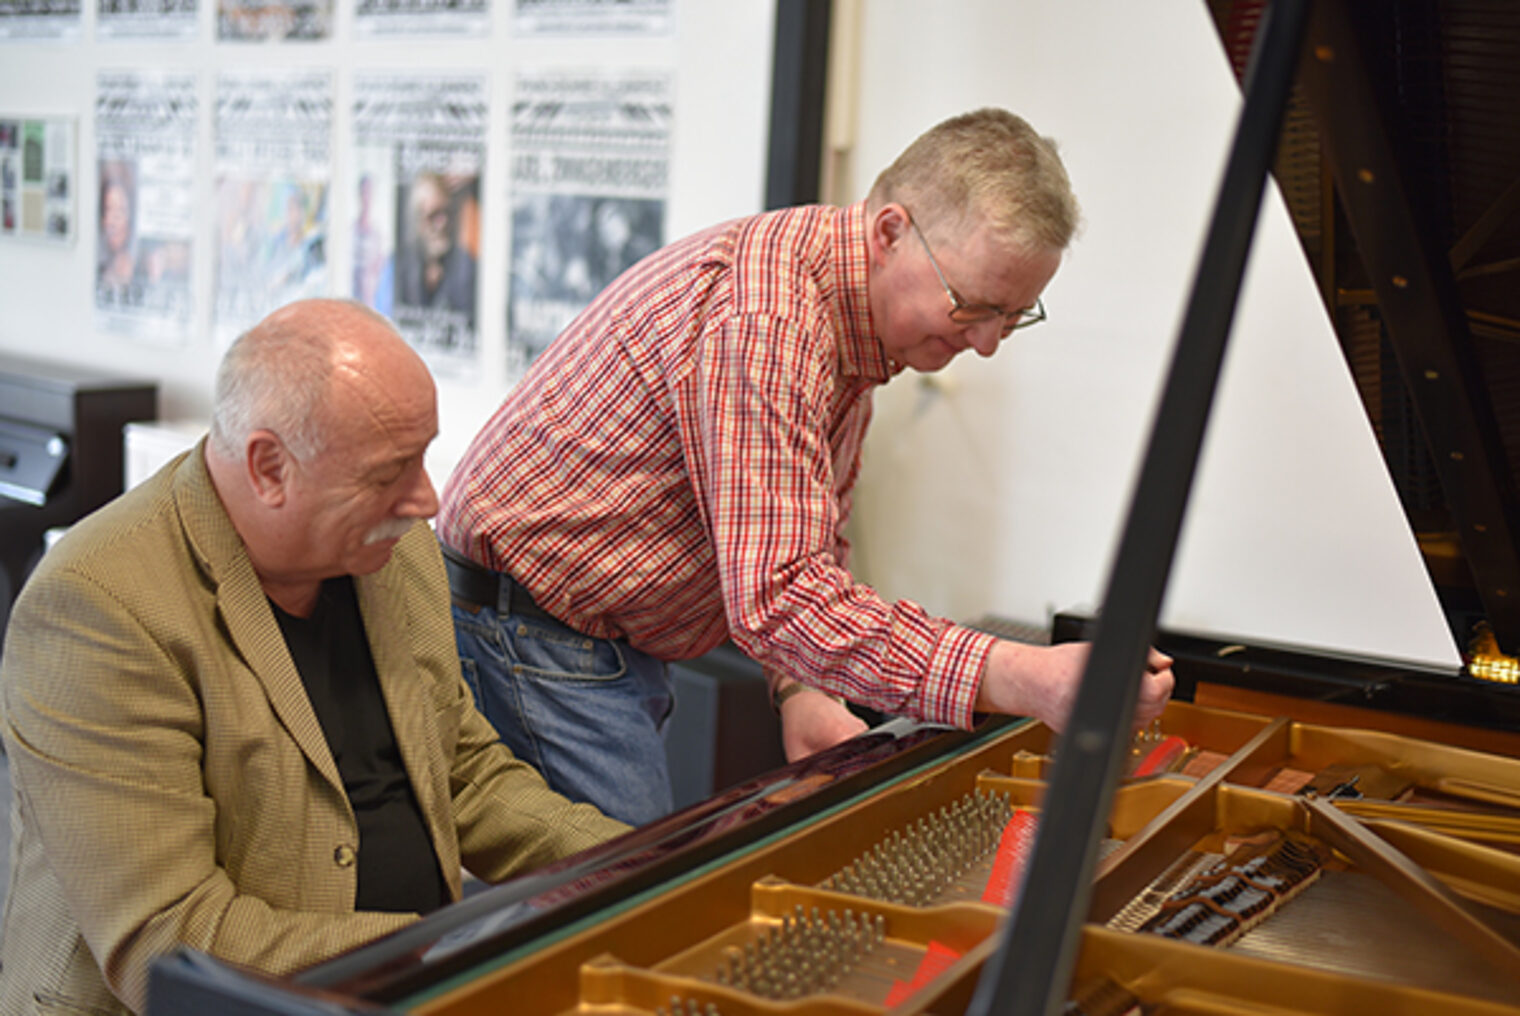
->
[869,107,1081,254]
[209,300,392,460]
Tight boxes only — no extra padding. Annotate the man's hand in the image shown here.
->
[1134,646,1175,728]
[973,640,1174,734]
[778,685,868,761]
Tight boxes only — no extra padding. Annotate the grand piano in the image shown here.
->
[148,2,1520,1013]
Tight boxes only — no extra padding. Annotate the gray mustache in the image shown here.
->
[363,518,416,545]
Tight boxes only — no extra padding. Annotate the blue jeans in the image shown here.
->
[451,601,675,826]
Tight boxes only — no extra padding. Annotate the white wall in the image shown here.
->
[3,0,1462,673]
[841,0,1461,672]
[0,1,777,482]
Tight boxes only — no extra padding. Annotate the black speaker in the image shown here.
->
[663,642,787,810]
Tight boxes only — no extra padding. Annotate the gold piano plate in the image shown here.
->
[1015,699,1520,850]
[402,702,1520,1016]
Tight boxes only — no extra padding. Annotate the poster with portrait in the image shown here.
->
[217,0,328,40]
[354,0,485,39]
[97,0,197,40]
[94,71,196,343]
[0,0,82,40]
[506,68,668,371]
[511,0,670,36]
[352,71,484,375]
[213,69,331,345]
[0,115,74,244]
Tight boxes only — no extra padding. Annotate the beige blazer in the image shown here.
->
[0,446,626,1015]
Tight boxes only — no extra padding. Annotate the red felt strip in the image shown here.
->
[883,940,964,1007]
[981,808,1038,906]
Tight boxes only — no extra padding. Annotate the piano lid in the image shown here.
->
[1207,0,1520,659]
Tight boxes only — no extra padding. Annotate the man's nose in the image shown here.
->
[400,469,440,519]
[965,318,1003,357]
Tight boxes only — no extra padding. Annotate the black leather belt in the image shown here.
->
[439,542,558,624]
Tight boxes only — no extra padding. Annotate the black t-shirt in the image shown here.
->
[272,576,450,914]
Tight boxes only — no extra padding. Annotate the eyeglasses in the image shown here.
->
[907,214,1047,337]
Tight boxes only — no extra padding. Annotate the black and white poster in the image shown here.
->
[213,69,331,344]
[354,0,486,39]
[507,69,669,370]
[352,71,485,375]
[94,70,196,343]
[0,0,82,40]
[511,0,670,37]
[97,0,197,40]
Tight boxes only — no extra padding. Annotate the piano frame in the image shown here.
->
[145,2,1520,1013]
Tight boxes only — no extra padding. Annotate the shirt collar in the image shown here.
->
[832,201,895,382]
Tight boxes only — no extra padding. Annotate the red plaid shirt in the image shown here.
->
[437,202,995,726]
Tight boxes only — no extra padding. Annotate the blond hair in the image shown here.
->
[868,108,1080,253]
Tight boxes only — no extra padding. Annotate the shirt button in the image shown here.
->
[334,844,357,868]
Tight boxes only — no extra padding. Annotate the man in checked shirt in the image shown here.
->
[437,108,1175,825]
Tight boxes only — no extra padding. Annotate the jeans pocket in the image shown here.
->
[508,617,629,684]
[454,609,510,664]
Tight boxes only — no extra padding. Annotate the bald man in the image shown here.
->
[0,299,627,1016]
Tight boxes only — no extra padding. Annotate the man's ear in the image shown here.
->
[867,202,911,265]
[245,430,291,507]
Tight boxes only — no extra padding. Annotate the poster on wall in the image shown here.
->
[0,0,82,40]
[511,0,670,37]
[97,0,198,41]
[0,115,73,243]
[354,0,485,39]
[351,72,485,376]
[94,70,196,344]
[506,69,668,372]
[213,69,331,345]
[217,0,329,40]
